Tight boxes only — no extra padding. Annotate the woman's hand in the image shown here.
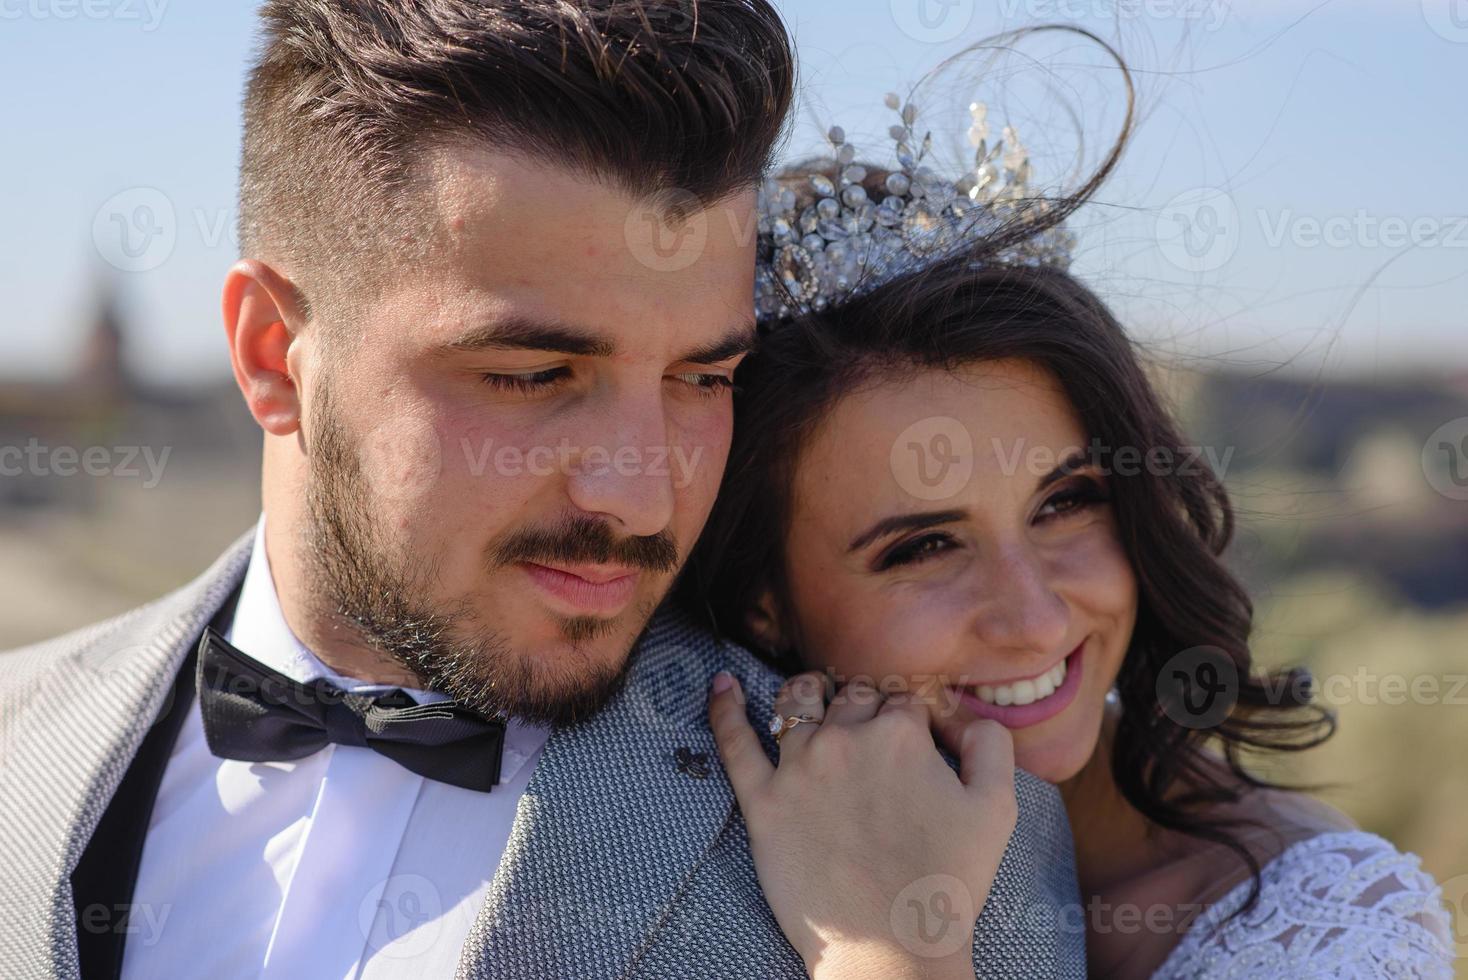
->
[708,670,1018,980]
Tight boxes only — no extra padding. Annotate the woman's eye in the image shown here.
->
[671,373,735,399]
[480,367,570,393]
[877,533,954,571]
[1036,481,1109,522]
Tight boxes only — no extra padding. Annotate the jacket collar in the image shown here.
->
[453,605,773,976]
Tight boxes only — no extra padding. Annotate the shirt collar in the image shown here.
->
[224,515,454,703]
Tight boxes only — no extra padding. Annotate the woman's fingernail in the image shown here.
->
[711,671,734,694]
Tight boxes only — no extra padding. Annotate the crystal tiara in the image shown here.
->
[754,93,1075,325]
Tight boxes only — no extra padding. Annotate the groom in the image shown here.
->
[0,2,1084,978]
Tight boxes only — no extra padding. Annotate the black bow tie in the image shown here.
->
[195,627,507,792]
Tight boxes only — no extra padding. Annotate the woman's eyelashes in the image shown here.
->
[1035,477,1110,522]
[876,532,956,571]
[873,479,1111,572]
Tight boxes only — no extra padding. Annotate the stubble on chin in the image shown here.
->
[298,380,663,725]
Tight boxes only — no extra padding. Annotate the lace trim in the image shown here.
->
[1151,830,1456,978]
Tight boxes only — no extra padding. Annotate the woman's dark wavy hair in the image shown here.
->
[679,27,1336,925]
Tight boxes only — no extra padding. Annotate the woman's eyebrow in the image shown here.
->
[847,509,967,553]
[847,449,1093,552]
[1036,448,1093,491]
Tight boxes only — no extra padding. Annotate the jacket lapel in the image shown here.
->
[454,608,749,980]
[0,527,255,978]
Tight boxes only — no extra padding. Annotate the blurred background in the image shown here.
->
[1,0,1464,960]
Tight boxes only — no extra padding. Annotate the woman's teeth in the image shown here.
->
[973,658,1067,707]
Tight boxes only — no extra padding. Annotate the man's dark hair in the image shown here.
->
[237,0,795,321]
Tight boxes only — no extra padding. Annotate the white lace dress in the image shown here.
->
[1150,830,1456,978]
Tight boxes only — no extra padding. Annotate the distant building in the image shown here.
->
[0,282,260,512]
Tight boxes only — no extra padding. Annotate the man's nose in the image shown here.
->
[563,389,676,539]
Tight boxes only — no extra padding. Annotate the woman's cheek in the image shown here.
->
[1049,523,1135,613]
[808,579,971,686]
[1093,531,1139,620]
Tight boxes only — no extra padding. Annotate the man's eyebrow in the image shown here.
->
[677,323,758,365]
[432,316,757,364]
[848,509,967,553]
[435,316,616,357]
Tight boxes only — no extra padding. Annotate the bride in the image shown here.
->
[687,36,1456,980]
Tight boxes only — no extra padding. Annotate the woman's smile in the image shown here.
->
[950,640,1086,729]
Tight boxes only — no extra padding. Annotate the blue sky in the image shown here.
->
[1,0,1464,384]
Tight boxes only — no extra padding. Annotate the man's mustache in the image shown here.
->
[489,516,679,574]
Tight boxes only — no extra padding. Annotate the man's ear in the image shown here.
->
[745,587,789,654]
[221,259,309,436]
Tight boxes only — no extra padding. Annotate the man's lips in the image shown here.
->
[528,560,640,585]
[518,560,641,615]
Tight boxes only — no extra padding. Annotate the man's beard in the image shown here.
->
[300,381,681,727]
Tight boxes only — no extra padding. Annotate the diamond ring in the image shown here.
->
[769,713,820,744]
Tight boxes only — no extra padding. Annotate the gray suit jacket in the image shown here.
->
[0,529,1086,978]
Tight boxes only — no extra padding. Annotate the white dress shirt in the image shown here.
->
[123,516,551,979]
